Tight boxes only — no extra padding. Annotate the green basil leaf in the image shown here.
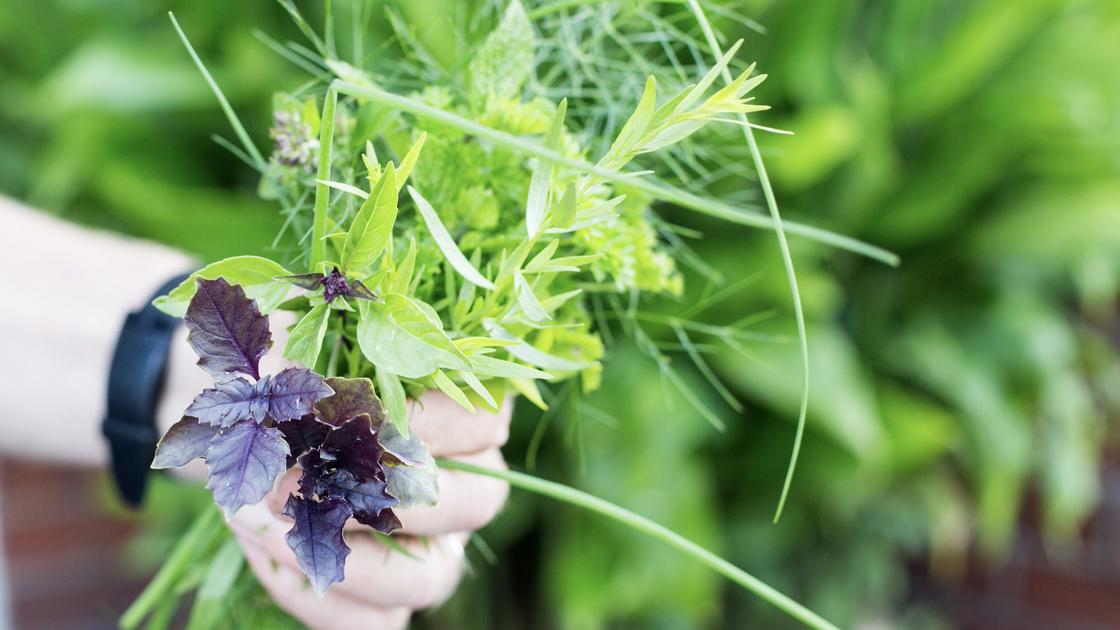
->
[153,256,292,317]
[356,294,468,379]
[341,163,398,272]
[283,303,331,368]
[375,367,410,438]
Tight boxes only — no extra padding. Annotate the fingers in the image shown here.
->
[231,502,469,610]
[394,449,509,536]
[241,542,411,630]
[409,391,513,456]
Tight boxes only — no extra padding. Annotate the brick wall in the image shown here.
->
[0,458,146,630]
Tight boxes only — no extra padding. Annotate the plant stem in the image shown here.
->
[310,87,338,270]
[439,459,840,630]
[683,0,810,523]
[169,13,265,169]
[120,506,223,629]
[329,80,898,266]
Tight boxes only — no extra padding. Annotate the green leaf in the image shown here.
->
[554,182,577,230]
[484,320,595,372]
[376,367,410,438]
[284,303,331,368]
[458,370,498,410]
[510,377,547,410]
[185,539,244,630]
[526,99,566,236]
[357,295,468,379]
[432,369,475,413]
[342,163,398,272]
[153,256,291,317]
[408,186,495,289]
[468,0,535,102]
[393,133,427,192]
[514,270,550,322]
[609,75,657,159]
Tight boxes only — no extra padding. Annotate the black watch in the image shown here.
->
[102,273,189,506]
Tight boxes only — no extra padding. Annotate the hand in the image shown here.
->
[228,391,512,630]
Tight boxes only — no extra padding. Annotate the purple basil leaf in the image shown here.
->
[186,278,272,380]
[320,417,385,482]
[276,272,326,291]
[279,415,331,467]
[268,368,335,422]
[185,377,265,427]
[283,495,352,595]
[314,377,384,427]
[357,507,401,534]
[152,417,219,469]
[320,268,351,303]
[346,279,380,302]
[297,454,399,535]
[206,420,289,518]
[378,418,430,467]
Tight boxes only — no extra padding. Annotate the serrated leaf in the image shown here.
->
[154,256,292,317]
[376,368,409,437]
[206,420,289,519]
[408,186,495,290]
[278,414,331,467]
[284,303,331,368]
[342,163,398,272]
[283,495,352,595]
[379,419,431,468]
[268,368,335,422]
[185,278,272,381]
[320,417,385,482]
[315,377,384,427]
[299,459,398,535]
[356,295,468,379]
[185,377,264,427]
[152,417,219,469]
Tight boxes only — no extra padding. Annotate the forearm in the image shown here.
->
[0,197,196,466]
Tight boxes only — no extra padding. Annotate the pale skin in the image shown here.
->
[0,196,511,629]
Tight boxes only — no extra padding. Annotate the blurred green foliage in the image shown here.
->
[2,0,1117,628]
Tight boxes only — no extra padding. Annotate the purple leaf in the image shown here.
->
[346,278,380,302]
[185,377,265,427]
[206,420,289,518]
[320,417,385,482]
[186,278,272,380]
[283,495,352,594]
[152,417,219,469]
[298,452,400,536]
[320,268,352,303]
[276,272,326,290]
[268,368,334,422]
[278,414,331,468]
[314,377,384,427]
[384,460,439,509]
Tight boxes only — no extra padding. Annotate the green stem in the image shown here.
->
[683,1,810,523]
[169,13,265,169]
[310,87,338,270]
[439,459,840,630]
[329,80,898,266]
[120,506,223,629]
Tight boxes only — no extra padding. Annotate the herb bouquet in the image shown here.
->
[122,2,895,628]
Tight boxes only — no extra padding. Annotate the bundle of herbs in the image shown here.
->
[123,2,895,628]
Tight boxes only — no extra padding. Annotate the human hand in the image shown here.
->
[227,391,512,630]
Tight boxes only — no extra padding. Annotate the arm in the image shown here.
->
[0,196,196,466]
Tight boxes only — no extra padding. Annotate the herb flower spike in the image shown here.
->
[151,277,438,594]
[279,266,380,303]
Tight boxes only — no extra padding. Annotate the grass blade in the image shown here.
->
[440,459,840,630]
[169,13,265,169]
[685,0,810,524]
